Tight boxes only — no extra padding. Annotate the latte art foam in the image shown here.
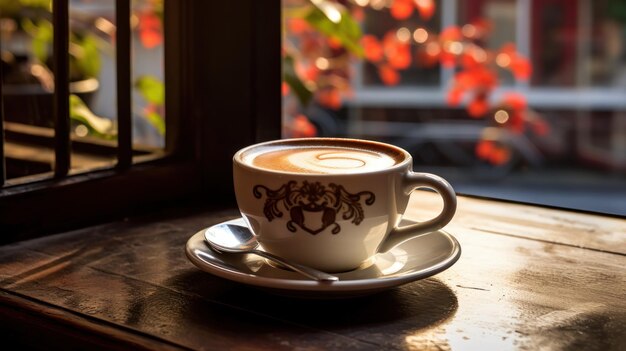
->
[248,146,400,174]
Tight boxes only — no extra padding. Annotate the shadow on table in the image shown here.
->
[168,269,458,335]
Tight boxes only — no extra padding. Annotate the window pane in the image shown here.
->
[530,0,578,87]
[131,0,165,149]
[587,0,626,87]
[70,0,165,149]
[2,0,60,179]
[1,0,165,183]
[282,0,626,215]
[69,0,118,171]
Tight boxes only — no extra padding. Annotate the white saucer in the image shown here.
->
[185,218,461,297]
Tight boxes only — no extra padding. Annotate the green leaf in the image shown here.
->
[283,55,313,107]
[19,0,50,9]
[24,19,53,64]
[0,0,50,14]
[304,3,363,57]
[74,35,101,78]
[134,76,165,135]
[69,94,116,139]
[135,75,165,105]
[145,110,165,135]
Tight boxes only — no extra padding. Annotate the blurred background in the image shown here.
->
[1,0,624,215]
[282,0,626,215]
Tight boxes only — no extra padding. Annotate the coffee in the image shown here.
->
[244,143,402,174]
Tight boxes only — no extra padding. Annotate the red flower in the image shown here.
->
[289,114,318,138]
[439,26,463,67]
[440,26,462,42]
[327,36,343,50]
[391,0,414,20]
[460,52,477,68]
[499,43,532,80]
[296,62,320,82]
[140,30,162,49]
[468,95,489,118]
[378,64,401,85]
[489,146,511,165]
[447,87,464,106]
[452,67,497,92]
[383,32,412,69]
[415,0,435,20]
[475,140,511,165]
[440,52,456,68]
[288,18,311,34]
[362,35,383,62]
[282,82,290,96]
[317,89,342,110]
[510,57,532,80]
[460,46,487,69]
[138,12,162,49]
[500,43,517,56]
[509,112,525,133]
[476,140,495,159]
[475,67,498,89]
[502,93,527,111]
[388,46,412,69]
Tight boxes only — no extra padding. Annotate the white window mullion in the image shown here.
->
[441,0,457,90]
[516,0,531,90]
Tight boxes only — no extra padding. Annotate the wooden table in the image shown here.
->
[1,192,625,350]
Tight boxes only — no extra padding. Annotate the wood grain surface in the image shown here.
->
[0,193,624,350]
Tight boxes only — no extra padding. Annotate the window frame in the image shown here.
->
[0,0,281,242]
[2,0,620,242]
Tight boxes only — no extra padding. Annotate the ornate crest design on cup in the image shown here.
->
[253,181,375,235]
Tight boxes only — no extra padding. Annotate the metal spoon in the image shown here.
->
[204,222,338,282]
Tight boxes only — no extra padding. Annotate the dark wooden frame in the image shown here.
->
[0,0,281,242]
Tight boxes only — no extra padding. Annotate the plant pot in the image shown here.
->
[3,77,99,128]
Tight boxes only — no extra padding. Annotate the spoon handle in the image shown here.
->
[251,249,338,282]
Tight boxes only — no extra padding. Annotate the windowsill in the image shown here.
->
[0,192,624,350]
[2,122,163,185]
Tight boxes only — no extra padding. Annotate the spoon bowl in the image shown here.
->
[204,222,338,282]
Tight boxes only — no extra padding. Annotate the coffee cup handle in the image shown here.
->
[378,172,457,253]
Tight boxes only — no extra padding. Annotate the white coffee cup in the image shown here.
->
[233,137,457,272]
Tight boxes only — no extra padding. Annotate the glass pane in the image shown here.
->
[589,1,626,87]
[1,0,165,183]
[70,0,165,149]
[69,0,118,171]
[282,0,626,215]
[530,0,578,87]
[1,0,57,178]
[131,0,165,149]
